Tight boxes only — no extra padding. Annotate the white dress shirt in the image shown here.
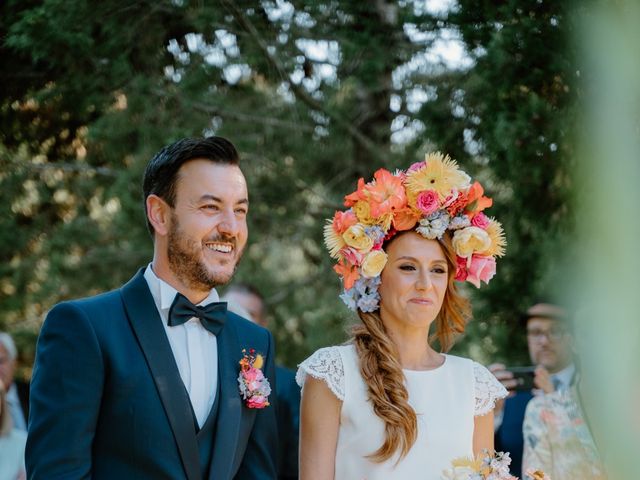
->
[144,265,219,428]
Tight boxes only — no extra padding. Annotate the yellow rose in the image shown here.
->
[361,250,388,278]
[353,201,376,225]
[342,224,374,253]
[452,226,491,258]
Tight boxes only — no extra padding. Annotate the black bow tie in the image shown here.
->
[168,293,227,336]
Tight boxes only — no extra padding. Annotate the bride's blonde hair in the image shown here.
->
[351,232,471,462]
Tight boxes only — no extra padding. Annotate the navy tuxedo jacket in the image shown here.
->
[274,366,300,480]
[26,269,278,480]
[15,379,30,426]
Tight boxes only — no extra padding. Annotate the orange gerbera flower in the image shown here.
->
[464,181,493,217]
[344,178,367,207]
[333,259,361,290]
[364,169,407,217]
[392,206,421,231]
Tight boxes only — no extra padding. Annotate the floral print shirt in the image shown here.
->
[522,386,607,479]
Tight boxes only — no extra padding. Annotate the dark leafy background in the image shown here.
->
[0,0,575,377]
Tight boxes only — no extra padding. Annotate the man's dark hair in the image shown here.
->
[142,136,239,234]
[521,296,572,332]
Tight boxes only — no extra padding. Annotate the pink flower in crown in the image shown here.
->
[471,212,491,229]
[466,254,496,288]
[407,160,426,173]
[341,247,365,266]
[237,349,271,409]
[442,189,460,208]
[455,256,468,282]
[416,190,440,216]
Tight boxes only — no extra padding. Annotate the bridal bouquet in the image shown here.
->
[441,450,550,480]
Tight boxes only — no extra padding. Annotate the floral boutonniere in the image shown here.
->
[237,348,271,409]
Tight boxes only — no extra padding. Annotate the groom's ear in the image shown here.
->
[146,194,171,237]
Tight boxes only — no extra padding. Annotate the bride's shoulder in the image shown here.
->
[439,353,477,373]
[440,354,508,415]
[295,344,354,400]
[469,358,509,415]
[441,354,499,378]
[301,343,355,365]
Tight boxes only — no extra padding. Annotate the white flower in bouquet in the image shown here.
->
[441,466,480,480]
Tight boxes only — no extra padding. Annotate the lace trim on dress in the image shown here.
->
[473,361,508,416]
[295,346,345,401]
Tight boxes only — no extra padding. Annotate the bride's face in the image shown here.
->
[378,232,449,332]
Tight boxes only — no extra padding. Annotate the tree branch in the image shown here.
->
[19,162,118,177]
[220,0,389,164]
[151,87,315,131]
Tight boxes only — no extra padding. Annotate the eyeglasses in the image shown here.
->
[527,328,567,342]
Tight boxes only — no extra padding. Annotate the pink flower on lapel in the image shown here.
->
[237,348,271,409]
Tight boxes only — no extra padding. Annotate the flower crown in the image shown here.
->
[324,153,506,312]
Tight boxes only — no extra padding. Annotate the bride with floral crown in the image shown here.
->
[296,154,509,480]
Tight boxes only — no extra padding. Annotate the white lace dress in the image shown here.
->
[296,344,507,480]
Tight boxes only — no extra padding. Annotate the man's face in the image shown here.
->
[527,317,573,373]
[0,343,16,388]
[166,160,248,292]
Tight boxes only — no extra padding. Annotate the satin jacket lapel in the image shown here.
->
[209,318,243,480]
[120,269,202,480]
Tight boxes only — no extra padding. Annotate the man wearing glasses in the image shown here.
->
[489,302,575,477]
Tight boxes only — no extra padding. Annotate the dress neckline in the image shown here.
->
[402,354,448,373]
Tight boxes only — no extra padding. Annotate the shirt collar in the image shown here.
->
[143,264,220,313]
[551,363,576,389]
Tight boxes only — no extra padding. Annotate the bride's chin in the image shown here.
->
[397,314,434,330]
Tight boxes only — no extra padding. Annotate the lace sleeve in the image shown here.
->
[473,361,508,416]
[296,346,345,401]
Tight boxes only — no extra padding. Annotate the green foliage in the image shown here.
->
[1,0,574,373]
[431,0,577,363]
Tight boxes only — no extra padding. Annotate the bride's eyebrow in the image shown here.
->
[395,256,418,262]
[394,256,448,267]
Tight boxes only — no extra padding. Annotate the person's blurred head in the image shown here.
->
[223,284,267,327]
[0,333,17,390]
[143,137,249,296]
[525,302,574,373]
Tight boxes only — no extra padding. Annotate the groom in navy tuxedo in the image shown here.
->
[26,137,278,479]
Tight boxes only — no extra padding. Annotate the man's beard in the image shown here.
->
[167,214,243,291]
